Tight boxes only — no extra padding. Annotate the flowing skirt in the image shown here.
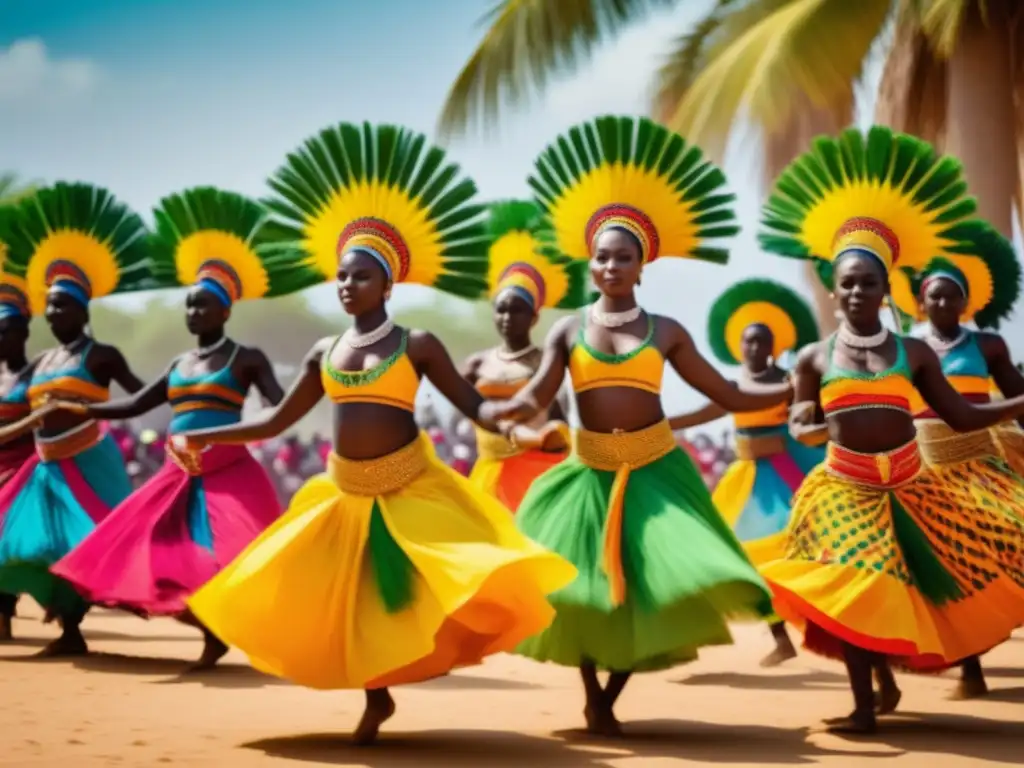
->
[52,444,281,616]
[469,429,567,512]
[713,430,825,564]
[514,420,774,672]
[0,442,34,618]
[762,441,1024,671]
[187,432,576,689]
[0,432,131,616]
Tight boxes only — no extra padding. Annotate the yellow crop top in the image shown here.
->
[569,316,663,395]
[320,331,419,412]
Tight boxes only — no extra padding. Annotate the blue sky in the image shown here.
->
[6,0,1002,415]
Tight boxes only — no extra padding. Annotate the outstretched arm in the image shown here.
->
[63,363,172,421]
[244,347,286,407]
[909,337,1024,431]
[980,332,1024,428]
[788,344,828,445]
[181,340,329,449]
[100,347,146,395]
[0,402,58,444]
[664,320,790,412]
[668,401,728,431]
[411,331,499,432]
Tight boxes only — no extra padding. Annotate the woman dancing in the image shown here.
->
[50,187,319,668]
[758,126,1024,734]
[462,200,590,512]
[0,274,35,640]
[670,278,825,668]
[887,232,1024,699]
[484,116,792,735]
[0,183,150,655]
[179,122,576,744]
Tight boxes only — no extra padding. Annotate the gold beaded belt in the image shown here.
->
[735,432,787,460]
[474,427,523,461]
[36,421,102,462]
[327,434,430,496]
[914,419,1000,465]
[575,420,676,607]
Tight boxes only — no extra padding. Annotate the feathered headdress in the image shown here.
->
[0,182,152,314]
[149,187,320,304]
[529,116,739,266]
[759,126,993,282]
[486,200,591,312]
[263,121,488,298]
[0,209,30,321]
[707,278,818,366]
[889,223,1021,330]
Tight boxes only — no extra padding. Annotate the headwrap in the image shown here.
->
[529,116,738,267]
[150,187,320,302]
[486,200,591,313]
[0,274,31,321]
[0,183,151,315]
[264,122,489,299]
[707,278,819,365]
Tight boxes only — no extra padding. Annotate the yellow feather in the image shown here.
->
[488,230,569,308]
[25,230,118,315]
[174,230,269,300]
[724,301,797,361]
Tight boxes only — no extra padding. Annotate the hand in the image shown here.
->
[51,400,90,416]
[536,421,570,453]
[171,433,206,454]
[481,397,537,425]
[29,401,61,425]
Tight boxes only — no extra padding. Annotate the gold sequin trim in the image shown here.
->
[915,419,1001,466]
[575,419,676,471]
[327,436,429,496]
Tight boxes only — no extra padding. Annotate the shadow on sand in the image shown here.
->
[676,669,847,692]
[65,652,288,689]
[866,711,1023,763]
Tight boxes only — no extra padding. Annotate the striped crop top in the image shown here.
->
[569,316,663,395]
[911,331,992,418]
[321,330,419,412]
[167,345,247,434]
[819,334,916,417]
[0,377,30,423]
[28,342,109,409]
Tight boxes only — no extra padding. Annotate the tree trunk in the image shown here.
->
[945,0,1016,238]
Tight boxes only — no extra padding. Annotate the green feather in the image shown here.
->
[707,278,819,366]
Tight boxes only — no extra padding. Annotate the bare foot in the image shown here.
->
[875,684,902,714]
[759,640,798,668]
[583,700,622,737]
[185,636,229,673]
[353,691,395,746]
[950,676,988,700]
[824,710,876,735]
[0,614,12,642]
[36,631,88,658]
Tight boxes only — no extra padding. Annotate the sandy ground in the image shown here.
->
[0,604,1020,768]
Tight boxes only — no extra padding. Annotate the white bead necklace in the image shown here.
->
[496,344,538,362]
[928,326,967,352]
[590,304,642,328]
[343,319,395,349]
[196,336,230,357]
[837,323,889,349]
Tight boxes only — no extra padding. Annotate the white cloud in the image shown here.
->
[0,38,100,105]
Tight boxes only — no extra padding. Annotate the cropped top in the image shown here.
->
[167,345,247,434]
[733,400,790,435]
[911,331,991,418]
[321,330,418,412]
[474,348,534,400]
[0,377,30,423]
[569,316,663,395]
[28,342,109,409]
[819,334,915,417]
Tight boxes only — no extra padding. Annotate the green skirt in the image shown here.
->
[514,445,773,671]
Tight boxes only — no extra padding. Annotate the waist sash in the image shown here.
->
[914,419,1001,465]
[35,421,103,462]
[825,440,922,489]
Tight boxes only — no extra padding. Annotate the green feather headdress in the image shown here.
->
[0,182,152,314]
[486,199,592,311]
[707,278,818,365]
[263,121,489,299]
[529,115,739,265]
[150,187,321,302]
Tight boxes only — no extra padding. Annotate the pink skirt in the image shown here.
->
[52,444,281,616]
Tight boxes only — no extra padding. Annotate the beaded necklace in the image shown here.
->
[324,330,408,388]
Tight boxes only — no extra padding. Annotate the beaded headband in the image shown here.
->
[832,217,900,274]
[0,279,30,320]
[195,259,243,306]
[494,262,546,311]
[586,204,660,264]
[337,217,411,285]
[45,259,93,306]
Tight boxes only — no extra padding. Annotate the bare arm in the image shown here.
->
[909,337,1024,431]
[411,331,498,431]
[243,347,286,407]
[0,402,58,444]
[664,320,790,412]
[98,346,146,395]
[482,317,572,424]
[459,352,485,385]
[65,361,172,421]
[182,340,329,449]
[979,332,1024,428]
[668,401,729,431]
[788,344,828,445]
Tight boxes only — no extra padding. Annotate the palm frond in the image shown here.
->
[437,0,674,141]
[0,173,38,206]
[665,0,890,156]
[917,0,972,57]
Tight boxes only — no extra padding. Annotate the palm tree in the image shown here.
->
[439,1,1023,334]
[0,173,37,206]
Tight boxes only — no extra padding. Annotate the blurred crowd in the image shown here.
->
[109,407,735,504]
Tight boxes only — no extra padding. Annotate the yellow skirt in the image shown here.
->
[187,432,576,690]
[469,429,566,513]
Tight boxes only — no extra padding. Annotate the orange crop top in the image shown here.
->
[819,335,916,417]
[733,400,790,432]
[320,331,419,412]
[28,342,109,409]
[569,316,663,395]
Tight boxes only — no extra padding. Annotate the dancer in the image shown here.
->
[462,200,590,512]
[887,231,1024,699]
[669,278,825,667]
[49,187,319,667]
[0,273,34,640]
[180,122,576,744]
[484,116,792,735]
[0,182,150,655]
[758,126,1024,734]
